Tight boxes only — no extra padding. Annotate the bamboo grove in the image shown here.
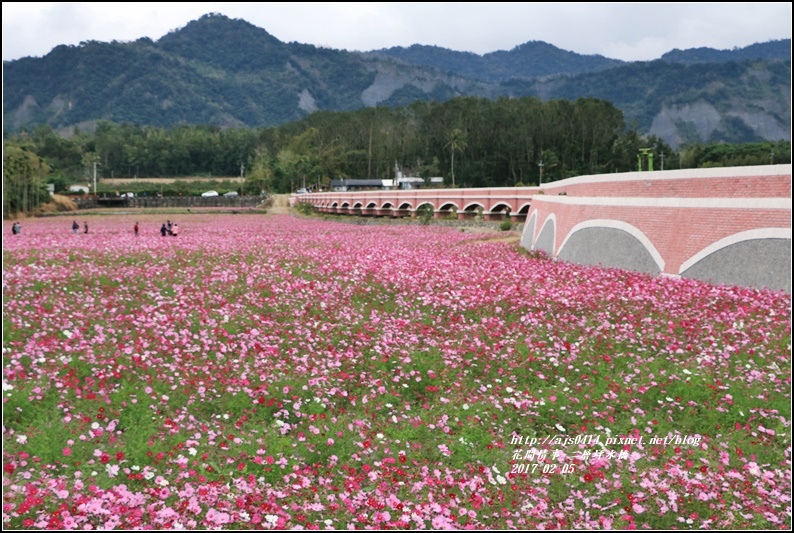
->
[4,96,791,217]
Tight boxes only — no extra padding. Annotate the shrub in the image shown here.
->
[416,204,434,225]
[33,194,78,214]
[499,219,513,231]
[295,201,314,216]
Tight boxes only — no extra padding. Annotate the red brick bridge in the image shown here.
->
[293,165,791,292]
[295,187,537,220]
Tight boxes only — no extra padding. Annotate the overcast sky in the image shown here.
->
[3,2,791,63]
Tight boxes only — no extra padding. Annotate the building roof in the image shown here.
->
[330,179,385,188]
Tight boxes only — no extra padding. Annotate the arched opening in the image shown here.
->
[486,202,511,221]
[437,202,458,219]
[557,220,663,275]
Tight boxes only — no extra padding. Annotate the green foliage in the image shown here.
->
[294,201,314,216]
[3,141,51,216]
[3,94,790,200]
[681,140,791,168]
[416,204,434,225]
[499,219,513,232]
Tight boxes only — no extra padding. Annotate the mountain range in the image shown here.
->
[3,13,791,148]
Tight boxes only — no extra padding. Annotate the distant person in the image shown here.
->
[172,223,179,237]
[84,222,89,234]
[72,220,79,234]
[12,221,21,235]
[134,222,139,236]
[160,224,167,237]
[166,220,173,236]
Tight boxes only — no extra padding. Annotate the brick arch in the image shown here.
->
[438,202,459,211]
[489,202,512,213]
[398,202,413,210]
[381,202,394,209]
[558,219,665,274]
[462,202,485,212]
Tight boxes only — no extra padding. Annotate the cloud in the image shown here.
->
[3,2,791,62]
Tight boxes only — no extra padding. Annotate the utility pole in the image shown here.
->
[538,160,544,186]
[93,161,99,198]
[659,152,665,171]
[770,151,775,165]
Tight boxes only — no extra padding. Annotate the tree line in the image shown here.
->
[4,96,790,217]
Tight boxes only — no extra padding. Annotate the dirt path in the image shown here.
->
[267,194,291,215]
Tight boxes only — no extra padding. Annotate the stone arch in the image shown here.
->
[680,228,791,292]
[462,202,485,212]
[534,214,556,255]
[557,219,664,274]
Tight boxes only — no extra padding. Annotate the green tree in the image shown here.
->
[243,147,274,195]
[445,128,467,187]
[3,142,51,217]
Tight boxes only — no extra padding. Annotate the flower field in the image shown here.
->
[2,214,791,529]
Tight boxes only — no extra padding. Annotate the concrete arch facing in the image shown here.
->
[679,228,792,292]
[557,219,665,275]
[521,211,538,250]
[534,214,557,255]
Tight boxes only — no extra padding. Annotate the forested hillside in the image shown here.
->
[5,93,790,218]
[3,13,790,149]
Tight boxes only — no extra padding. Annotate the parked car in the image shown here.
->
[296,188,309,195]
[201,190,219,197]
[223,191,239,197]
